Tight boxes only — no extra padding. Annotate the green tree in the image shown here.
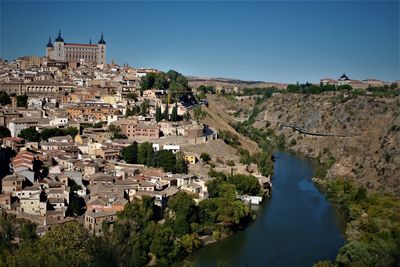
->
[38,221,92,266]
[181,233,201,253]
[137,142,154,165]
[19,220,38,244]
[150,225,185,265]
[121,142,138,164]
[117,196,155,229]
[153,150,176,172]
[16,94,28,107]
[125,107,134,117]
[167,192,198,237]
[0,126,11,138]
[155,105,163,122]
[257,151,274,176]
[140,73,156,91]
[108,125,125,140]
[169,80,186,96]
[227,174,261,195]
[93,122,103,128]
[166,70,179,81]
[0,212,16,251]
[200,152,211,162]
[41,128,62,141]
[154,73,168,90]
[183,111,190,122]
[0,91,11,106]
[140,100,149,116]
[126,92,138,100]
[336,241,380,266]
[198,198,220,225]
[18,127,41,142]
[68,196,86,216]
[175,152,188,174]
[337,84,353,91]
[163,102,169,121]
[171,102,178,122]
[66,127,78,138]
[217,197,248,226]
[193,106,206,123]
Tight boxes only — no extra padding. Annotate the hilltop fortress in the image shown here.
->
[46,30,106,65]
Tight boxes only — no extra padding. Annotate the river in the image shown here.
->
[186,151,346,267]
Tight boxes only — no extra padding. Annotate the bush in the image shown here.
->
[200,152,211,162]
[290,139,297,146]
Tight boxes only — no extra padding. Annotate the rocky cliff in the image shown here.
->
[207,92,400,195]
[255,92,400,195]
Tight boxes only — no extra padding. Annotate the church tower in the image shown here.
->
[97,33,107,65]
[53,30,66,61]
[46,36,53,58]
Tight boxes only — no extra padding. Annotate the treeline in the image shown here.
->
[286,82,353,94]
[0,190,253,266]
[219,82,398,98]
[314,179,400,267]
[17,127,79,142]
[122,142,188,173]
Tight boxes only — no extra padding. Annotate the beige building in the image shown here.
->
[1,175,25,195]
[46,31,106,65]
[19,187,41,216]
[0,81,74,97]
[67,103,116,122]
[19,56,42,69]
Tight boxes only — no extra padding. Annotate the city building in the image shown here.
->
[46,30,106,65]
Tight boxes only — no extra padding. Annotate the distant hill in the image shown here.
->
[186,76,288,90]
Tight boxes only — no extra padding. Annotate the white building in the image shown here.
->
[162,144,180,154]
[8,118,40,137]
[49,117,68,127]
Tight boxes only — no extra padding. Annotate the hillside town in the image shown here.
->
[0,32,271,239]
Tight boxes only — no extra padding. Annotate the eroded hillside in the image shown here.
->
[208,92,400,195]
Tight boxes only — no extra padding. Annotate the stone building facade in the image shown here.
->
[46,30,106,65]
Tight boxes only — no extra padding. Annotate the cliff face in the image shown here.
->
[255,92,400,195]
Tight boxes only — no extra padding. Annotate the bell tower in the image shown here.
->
[97,32,107,65]
[53,30,65,61]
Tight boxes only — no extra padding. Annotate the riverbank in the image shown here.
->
[312,178,400,266]
[184,152,345,267]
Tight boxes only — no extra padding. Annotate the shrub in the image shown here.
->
[200,152,211,162]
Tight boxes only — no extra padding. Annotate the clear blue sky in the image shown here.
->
[1,0,399,83]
